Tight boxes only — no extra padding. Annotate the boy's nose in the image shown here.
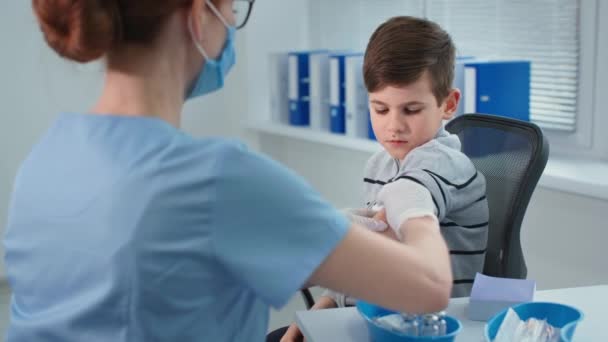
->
[387,112,408,134]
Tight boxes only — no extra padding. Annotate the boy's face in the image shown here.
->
[369,71,460,160]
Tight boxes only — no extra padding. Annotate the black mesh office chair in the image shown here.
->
[445,113,549,278]
[298,113,549,310]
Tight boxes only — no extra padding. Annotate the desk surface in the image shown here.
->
[296,285,608,342]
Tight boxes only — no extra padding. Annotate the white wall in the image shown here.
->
[258,135,608,290]
[0,2,100,277]
[0,2,247,278]
[245,0,608,291]
[1,0,606,293]
[594,0,608,157]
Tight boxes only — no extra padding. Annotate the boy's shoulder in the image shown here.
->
[402,133,476,178]
[363,131,479,179]
[364,149,394,177]
[366,149,393,166]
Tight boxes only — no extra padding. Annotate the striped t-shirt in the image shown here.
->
[363,127,489,298]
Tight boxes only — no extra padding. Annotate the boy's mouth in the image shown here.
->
[386,140,408,144]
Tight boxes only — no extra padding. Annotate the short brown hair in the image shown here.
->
[32,0,190,63]
[363,16,455,105]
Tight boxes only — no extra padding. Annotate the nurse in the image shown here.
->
[4,1,452,341]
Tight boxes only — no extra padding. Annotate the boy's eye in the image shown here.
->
[374,108,388,114]
[403,108,422,115]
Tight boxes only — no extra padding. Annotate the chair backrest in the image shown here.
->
[445,114,549,279]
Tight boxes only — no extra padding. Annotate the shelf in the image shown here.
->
[539,157,608,201]
[247,121,382,154]
[248,122,608,201]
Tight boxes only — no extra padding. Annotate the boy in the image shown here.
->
[275,16,488,342]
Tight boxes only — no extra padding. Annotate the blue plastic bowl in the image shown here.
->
[356,301,462,341]
[484,302,583,342]
[560,321,580,342]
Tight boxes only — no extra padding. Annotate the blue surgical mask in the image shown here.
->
[187,1,236,100]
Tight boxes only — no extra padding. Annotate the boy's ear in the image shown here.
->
[442,88,461,120]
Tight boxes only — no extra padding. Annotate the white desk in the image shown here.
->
[296,285,608,342]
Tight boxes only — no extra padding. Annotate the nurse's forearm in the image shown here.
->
[311,296,338,310]
[399,216,452,287]
[377,227,399,241]
[308,219,452,314]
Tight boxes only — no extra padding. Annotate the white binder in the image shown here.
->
[308,53,331,131]
[268,52,289,124]
[344,55,368,138]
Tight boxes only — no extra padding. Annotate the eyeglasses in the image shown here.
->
[233,0,255,30]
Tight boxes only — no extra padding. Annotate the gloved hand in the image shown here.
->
[377,179,438,240]
[341,208,388,232]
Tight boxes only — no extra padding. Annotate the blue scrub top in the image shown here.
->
[3,113,349,341]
